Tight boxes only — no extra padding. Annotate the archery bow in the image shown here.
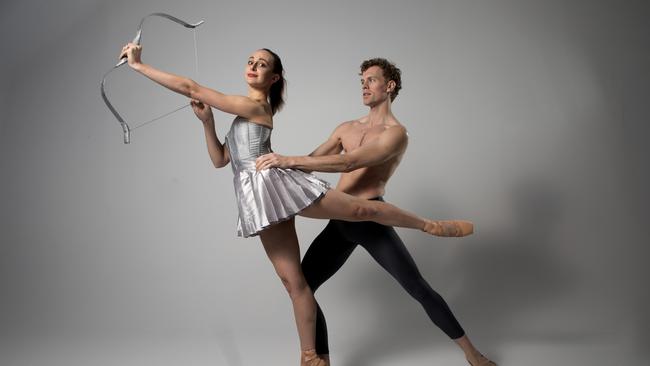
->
[101,13,204,144]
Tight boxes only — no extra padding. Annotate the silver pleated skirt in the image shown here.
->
[232,167,330,238]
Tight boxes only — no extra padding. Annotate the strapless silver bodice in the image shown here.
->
[224,117,330,238]
[225,116,273,173]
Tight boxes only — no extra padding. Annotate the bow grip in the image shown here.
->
[115,30,143,67]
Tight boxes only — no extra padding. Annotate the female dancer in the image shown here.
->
[118,44,472,365]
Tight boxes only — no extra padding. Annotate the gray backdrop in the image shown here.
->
[1,0,648,365]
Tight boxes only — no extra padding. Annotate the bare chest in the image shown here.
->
[340,125,387,152]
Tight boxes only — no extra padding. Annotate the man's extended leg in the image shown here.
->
[340,218,465,339]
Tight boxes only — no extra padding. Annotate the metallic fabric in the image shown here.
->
[225,117,330,237]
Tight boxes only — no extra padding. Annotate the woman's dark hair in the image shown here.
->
[261,48,286,114]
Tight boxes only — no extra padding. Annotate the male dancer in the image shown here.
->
[255,58,496,366]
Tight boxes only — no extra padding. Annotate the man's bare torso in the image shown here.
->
[336,117,407,198]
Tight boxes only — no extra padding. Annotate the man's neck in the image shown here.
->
[366,99,394,126]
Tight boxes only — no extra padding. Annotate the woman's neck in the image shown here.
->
[247,86,269,103]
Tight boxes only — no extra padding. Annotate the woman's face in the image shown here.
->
[244,49,279,89]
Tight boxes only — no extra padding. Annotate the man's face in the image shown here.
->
[361,65,390,106]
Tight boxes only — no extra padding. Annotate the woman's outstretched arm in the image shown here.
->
[120,43,266,119]
[190,99,230,168]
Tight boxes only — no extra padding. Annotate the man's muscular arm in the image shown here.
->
[306,129,344,158]
[256,125,407,173]
[254,123,344,172]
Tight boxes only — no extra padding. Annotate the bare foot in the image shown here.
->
[467,352,497,366]
[423,220,474,237]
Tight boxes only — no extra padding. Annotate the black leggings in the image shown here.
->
[301,197,465,354]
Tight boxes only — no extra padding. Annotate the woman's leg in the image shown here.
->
[299,189,473,236]
[258,218,326,365]
[301,220,358,358]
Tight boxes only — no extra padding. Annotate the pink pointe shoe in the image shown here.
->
[423,220,474,237]
[301,349,328,366]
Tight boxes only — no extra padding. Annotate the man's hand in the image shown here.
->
[256,153,291,171]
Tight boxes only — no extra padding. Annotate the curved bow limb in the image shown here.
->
[100,12,204,144]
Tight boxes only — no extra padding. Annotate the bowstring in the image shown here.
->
[193,27,200,80]
[131,27,201,132]
[131,104,191,131]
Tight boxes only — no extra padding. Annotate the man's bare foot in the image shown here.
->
[467,352,497,366]
[423,220,474,237]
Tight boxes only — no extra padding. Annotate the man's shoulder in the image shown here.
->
[384,120,408,137]
[339,118,363,127]
[333,118,363,133]
[381,125,408,149]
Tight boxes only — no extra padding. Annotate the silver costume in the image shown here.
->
[224,117,330,237]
